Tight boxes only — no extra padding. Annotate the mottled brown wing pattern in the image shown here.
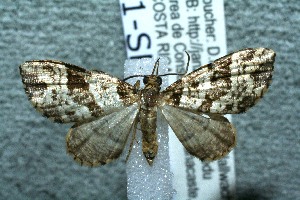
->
[20,60,138,123]
[159,48,275,161]
[160,48,275,114]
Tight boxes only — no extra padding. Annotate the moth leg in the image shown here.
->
[134,115,142,133]
[126,118,138,162]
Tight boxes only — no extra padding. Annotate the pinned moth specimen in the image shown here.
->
[20,48,275,166]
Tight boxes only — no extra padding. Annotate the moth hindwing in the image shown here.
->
[20,47,275,166]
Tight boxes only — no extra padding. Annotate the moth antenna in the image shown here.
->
[124,52,189,80]
[184,51,190,74]
[159,51,190,77]
[152,58,160,75]
[123,74,145,81]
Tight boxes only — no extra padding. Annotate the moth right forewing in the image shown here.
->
[160,48,275,114]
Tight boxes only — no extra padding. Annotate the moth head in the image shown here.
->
[143,75,162,86]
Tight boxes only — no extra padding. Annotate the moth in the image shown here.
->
[20,48,275,166]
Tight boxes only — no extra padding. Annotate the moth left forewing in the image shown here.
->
[20,60,138,123]
[160,105,236,161]
[160,48,275,114]
[66,103,139,166]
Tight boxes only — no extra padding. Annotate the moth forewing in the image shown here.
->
[19,60,138,123]
[160,48,275,115]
